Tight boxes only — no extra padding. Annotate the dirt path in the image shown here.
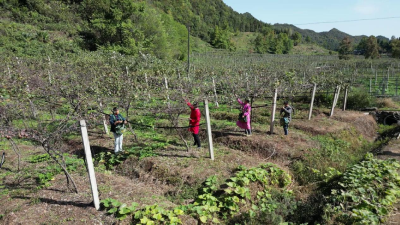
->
[377,137,400,224]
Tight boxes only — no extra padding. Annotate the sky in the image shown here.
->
[223,0,400,39]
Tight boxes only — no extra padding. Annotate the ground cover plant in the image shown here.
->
[321,153,400,224]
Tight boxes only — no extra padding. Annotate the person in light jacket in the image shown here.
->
[109,107,127,153]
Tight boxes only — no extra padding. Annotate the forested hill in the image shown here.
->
[0,0,392,58]
[0,0,266,59]
[149,0,265,42]
[274,24,389,51]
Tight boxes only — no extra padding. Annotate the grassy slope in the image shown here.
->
[290,43,335,56]
[231,32,257,52]
[230,32,333,55]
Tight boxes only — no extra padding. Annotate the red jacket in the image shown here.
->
[187,102,201,134]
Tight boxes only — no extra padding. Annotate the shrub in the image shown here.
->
[376,98,398,109]
[346,89,375,110]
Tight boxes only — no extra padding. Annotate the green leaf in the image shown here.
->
[212,217,220,223]
[173,209,184,215]
[200,216,208,223]
[108,207,118,214]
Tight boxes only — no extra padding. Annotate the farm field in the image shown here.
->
[1,51,400,224]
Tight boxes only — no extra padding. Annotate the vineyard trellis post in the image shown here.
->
[99,101,109,134]
[369,78,372,94]
[250,95,254,129]
[343,86,348,111]
[164,77,170,108]
[212,77,219,108]
[187,26,190,74]
[308,83,317,120]
[270,88,278,134]
[330,85,341,117]
[204,99,214,160]
[80,120,100,210]
[145,73,150,100]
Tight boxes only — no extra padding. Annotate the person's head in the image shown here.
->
[283,101,289,106]
[113,107,119,115]
[192,102,198,108]
[245,99,250,104]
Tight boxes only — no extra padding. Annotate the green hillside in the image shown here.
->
[0,0,214,59]
[0,0,396,58]
[290,43,334,55]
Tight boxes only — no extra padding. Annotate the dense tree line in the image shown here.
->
[0,0,198,59]
[252,27,301,54]
[149,0,265,42]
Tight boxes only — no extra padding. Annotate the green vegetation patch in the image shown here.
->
[291,129,370,185]
[322,153,400,224]
[100,163,296,224]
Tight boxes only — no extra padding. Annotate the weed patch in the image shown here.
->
[321,153,400,224]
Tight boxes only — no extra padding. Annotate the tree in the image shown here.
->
[305,36,311,43]
[356,37,367,53]
[210,25,235,51]
[391,38,400,58]
[292,32,302,46]
[364,36,380,59]
[338,37,352,60]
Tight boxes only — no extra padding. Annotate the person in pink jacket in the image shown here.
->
[236,98,251,136]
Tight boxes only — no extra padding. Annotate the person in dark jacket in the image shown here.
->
[109,107,127,153]
[185,99,201,148]
[280,101,293,135]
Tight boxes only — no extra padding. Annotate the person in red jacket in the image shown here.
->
[185,99,201,148]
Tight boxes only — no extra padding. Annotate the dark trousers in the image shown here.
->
[245,129,252,135]
[193,133,201,147]
[283,124,289,135]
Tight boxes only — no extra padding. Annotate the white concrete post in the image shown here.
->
[343,87,348,111]
[308,83,317,120]
[369,78,372,93]
[99,102,109,134]
[164,77,170,108]
[270,88,278,134]
[80,120,100,210]
[145,73,150,100]
[330,86,341,117]
[204,99,214,160]
[212,77,219,108]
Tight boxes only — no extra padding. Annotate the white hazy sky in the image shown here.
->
[223,0,400,39]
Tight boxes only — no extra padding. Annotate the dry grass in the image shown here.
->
[376,98,399,109]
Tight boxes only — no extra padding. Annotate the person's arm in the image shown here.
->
[109,115,115,125]
[282,107,292,114]
[120,115,127,124]
[185,99,194,110]
[237,98,244,106]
